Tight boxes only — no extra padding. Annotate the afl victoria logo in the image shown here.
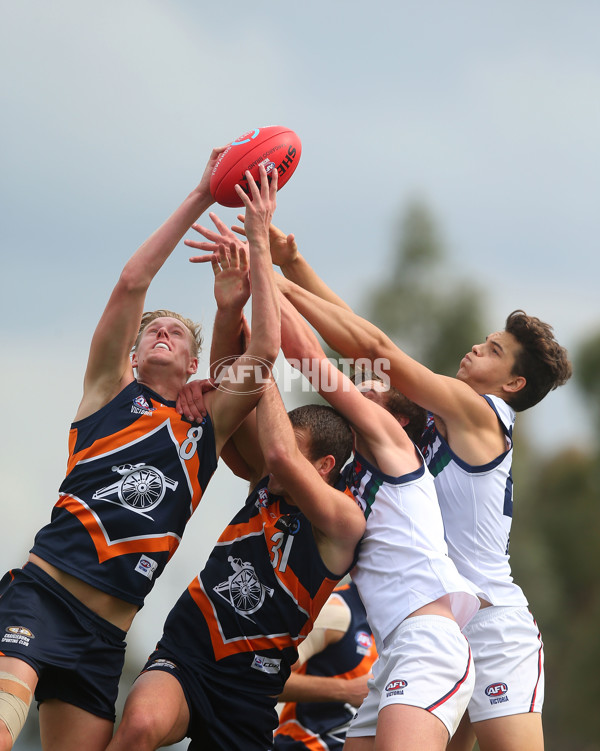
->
[485,682,508,697]
[386,679,408,691]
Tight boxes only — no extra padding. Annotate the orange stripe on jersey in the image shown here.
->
[274,719,329,751]
[57,495,180,563]
[187,576,303,662]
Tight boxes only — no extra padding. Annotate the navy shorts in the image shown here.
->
[0,563,127,721]
[144,649,278,750]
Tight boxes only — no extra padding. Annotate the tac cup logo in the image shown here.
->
[211,356,276,395]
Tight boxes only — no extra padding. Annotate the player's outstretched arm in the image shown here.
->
[278,276,475,424]
[186,212,251,375]
[280,294,417,475]
[231,216,353,311]
[256,383,365,577]
[77,146,225,420]
[205,166,281,457]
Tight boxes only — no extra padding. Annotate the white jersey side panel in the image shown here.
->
[420,394,528,607]
[345,452,479,647]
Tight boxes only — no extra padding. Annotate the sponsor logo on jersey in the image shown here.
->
[274,514,300,535]
[147,658,178,670]
[485,682,509,704]
[385,678,408,696]
[131,395,156,416]
[2,626,34,647]
[135,554,159,579]
[251,654,282,675]
[356,630,373,655]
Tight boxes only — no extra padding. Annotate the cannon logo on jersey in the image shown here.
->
[213,557,274,621]
[92,462,178,519]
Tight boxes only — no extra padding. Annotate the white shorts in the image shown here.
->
[463,605,544,722]
[347,615,474,739]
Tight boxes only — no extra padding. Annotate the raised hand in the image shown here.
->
[200,241,250,313]
[185,211,247,260]
[232,217,298,268]
[234,164,277,246]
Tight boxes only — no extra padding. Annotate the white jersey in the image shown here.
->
[420,394,528,607]
[345,451,479,648]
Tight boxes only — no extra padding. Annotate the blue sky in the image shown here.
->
[2,2,599,742]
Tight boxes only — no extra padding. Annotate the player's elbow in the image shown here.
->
[262,443,294,479]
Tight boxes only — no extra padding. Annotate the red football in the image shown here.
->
[210,126,302,208]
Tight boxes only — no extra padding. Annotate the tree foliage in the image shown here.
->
[366,199,486,375]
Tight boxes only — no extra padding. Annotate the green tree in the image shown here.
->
[365,199,486,374]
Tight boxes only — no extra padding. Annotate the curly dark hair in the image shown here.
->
[504,310,572,412]
[287,404,353,485]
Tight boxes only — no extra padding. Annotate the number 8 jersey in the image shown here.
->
[30,380,218,607]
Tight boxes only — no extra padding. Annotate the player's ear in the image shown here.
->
[503,375,526,395]
[188,357,199,376]
[315,454,336,479]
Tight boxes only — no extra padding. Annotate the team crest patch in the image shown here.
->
[2,626,35,647]
[131,395,156,416]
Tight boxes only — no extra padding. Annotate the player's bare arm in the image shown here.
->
[76,147,225,421]
[201,166,281,457]
[231,216,353,311]
[280,293,420,477]
[278,276,506,464]
[257,384,365,577]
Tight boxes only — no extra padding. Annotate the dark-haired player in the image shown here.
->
[274,241,571,751]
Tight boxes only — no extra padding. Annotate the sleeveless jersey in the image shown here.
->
[419,394,528,606]
[344,452,479,647]
[156,477,352,697]
[31,380,217,606]
[274,581,377,751]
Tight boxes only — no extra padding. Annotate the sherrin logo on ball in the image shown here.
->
[210,125,302,208]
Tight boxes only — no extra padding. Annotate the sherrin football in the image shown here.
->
[210,126,302,208]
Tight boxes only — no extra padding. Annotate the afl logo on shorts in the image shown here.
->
[485,682,508,697]
[386,679,408,695]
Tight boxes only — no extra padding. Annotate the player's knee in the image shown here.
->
[117,706,167,748]
[0,671,33,748]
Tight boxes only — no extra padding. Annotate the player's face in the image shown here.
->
[133,317,197,380]
[456,330,521,393]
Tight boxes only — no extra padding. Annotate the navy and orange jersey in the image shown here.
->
[274,581,377,751]
[30,380,217,607]
[152,477,349,698]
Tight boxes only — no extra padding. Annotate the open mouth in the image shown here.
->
[154,343,170,351]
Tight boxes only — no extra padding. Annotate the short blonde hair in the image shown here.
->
[134,310,203,359]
